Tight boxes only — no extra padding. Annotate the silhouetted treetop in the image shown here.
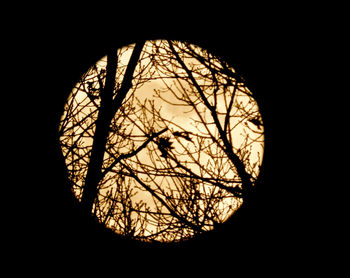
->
[59,40,264,242]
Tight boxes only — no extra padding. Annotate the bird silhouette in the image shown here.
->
[157,137,174,158]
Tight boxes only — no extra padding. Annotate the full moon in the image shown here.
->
[59,40,264,242]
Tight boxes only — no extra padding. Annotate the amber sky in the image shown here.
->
[60,40,264,241]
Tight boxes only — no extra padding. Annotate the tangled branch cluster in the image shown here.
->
[59,40,264,242]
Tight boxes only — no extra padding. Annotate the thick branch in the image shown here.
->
[111,41,145,113]
[81,41,145,213]
[167,40,253,194]
[100,128,168,180]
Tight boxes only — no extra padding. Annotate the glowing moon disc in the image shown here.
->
[59,40,264,242]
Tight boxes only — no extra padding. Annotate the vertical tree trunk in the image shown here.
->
[81,41,145,214]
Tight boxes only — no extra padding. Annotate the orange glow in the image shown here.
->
[59,40,264,242]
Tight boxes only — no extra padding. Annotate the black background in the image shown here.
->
[9,9,332,273]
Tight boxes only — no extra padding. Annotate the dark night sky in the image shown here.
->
[12,14,329,270]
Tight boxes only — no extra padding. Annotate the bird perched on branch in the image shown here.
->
[156,137,174,158]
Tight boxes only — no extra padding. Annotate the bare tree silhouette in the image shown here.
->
[59,40,264,242]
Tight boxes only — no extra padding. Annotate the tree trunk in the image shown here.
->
[81,41,145,214]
